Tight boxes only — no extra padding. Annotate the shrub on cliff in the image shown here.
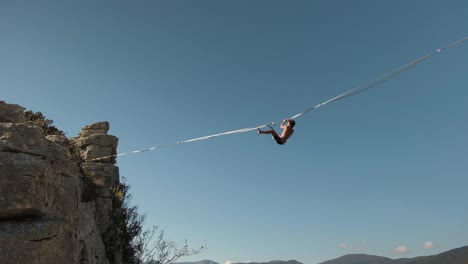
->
[135,225,205,264]
[24,110,64,136]
[108,179,205,264]
[106,180,143,263]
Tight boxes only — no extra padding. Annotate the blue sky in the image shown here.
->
[1,1,468,263]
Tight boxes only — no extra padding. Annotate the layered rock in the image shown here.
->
[0,101,124,264]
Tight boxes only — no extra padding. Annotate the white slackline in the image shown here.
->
[88,37,468,162]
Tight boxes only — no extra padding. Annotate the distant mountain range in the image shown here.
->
[174,245,468,264]
[318,245,468,264]
[175,260,302,264]
[234,261,303,264]
[318,254,390,264]
[176,261,220,264]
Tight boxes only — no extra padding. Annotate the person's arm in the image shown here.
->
[280,119,287,129]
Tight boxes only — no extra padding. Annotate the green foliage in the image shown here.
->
[24,110,64,136]
[106,178,145,264]
[110,186,125,201]
[106,178,205,264]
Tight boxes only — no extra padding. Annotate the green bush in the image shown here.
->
[24,110,64,136]
[106,179,144,264]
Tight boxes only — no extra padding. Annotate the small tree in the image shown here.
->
[111,178,205,264]
[135,225,206,264]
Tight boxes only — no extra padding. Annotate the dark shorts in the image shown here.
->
[273,134,284,145]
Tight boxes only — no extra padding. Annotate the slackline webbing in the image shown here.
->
[88,37,468,162]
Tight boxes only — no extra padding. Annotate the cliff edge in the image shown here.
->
[0,101,125,264]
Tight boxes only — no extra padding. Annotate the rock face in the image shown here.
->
[0,101,124,264]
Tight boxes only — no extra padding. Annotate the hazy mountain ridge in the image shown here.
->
[318,245,468,264]
[173,246,468,264]
[176,261,220,264]
[234,261,303,264]
[175,260,302,264]
[318,254,391,264]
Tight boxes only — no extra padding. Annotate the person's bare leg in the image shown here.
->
[258,128,278,137]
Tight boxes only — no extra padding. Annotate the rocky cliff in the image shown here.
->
[0,101,125,264]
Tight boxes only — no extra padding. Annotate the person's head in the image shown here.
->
[288,119,296,128]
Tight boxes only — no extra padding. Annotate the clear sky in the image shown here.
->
[2,1,468,263]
